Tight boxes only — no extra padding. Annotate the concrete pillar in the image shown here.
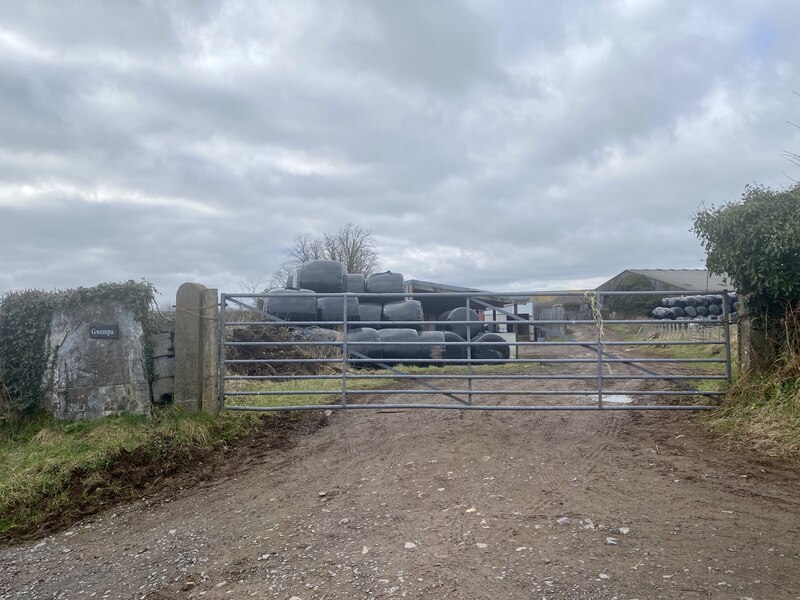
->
[174,282,206,412]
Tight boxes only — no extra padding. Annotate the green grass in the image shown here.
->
[226,374,387,408]
[0,408,262,541]
[226,363,535,408]
[705,367,800,460]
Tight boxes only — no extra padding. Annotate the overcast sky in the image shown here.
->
[1,1,799,302]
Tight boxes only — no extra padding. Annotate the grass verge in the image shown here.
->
[2,364,522,544]
[705,366,800,461]
[0,408,266,544]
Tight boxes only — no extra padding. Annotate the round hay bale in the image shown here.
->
[263,289,317,322]
[358,303,384,327]
[297,260,346,293]
[345,273,365,294]
[348,327,383,366]
[471,332,510,363]
[442,331,468,362]
[286,269,298,289]
[317,296,360,324]
[418,331,445,366]
[365,271,404,303]
[378,328,419,363]
[382,300,423,331]
[442,307,485,339]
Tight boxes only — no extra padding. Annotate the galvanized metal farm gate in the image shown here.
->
[219,290,734,412]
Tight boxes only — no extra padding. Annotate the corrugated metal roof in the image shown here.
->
[627,269,731,292]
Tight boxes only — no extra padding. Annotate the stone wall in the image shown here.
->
[42,301,151,420]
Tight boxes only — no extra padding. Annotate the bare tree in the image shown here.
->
[271,224,381,288]
[323,224,381,275]
[289,234,327,263]
[238,275,268,295]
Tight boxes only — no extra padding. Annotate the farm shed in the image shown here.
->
[596,269,731,298]
[402,279,518,330]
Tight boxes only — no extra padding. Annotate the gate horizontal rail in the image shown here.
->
[220,288,735,412]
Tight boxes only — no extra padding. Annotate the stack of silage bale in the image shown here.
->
[649,293,739,322]
[265,261,511,365]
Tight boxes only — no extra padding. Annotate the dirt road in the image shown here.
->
[2,394,800,599]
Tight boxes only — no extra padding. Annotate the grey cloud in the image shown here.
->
[336,1,502,94]
[1,0,799,299]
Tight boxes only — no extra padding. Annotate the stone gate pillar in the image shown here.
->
[174,282,220,414]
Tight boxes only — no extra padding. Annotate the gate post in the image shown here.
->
[174,283,220,414]
[201,287,220,415]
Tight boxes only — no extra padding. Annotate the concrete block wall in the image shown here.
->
[150,328,175,405]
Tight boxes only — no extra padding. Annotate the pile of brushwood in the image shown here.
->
[225,325,339,378]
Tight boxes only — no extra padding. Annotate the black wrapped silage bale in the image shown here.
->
[684,306,697,318]
[286,269,298,289]
[347,327,382,366]
[652,307,674,319]
[382,300,423,331]
[417,331,445,366]
[471,333,510,363]
[345,273,366,294]
[317,296,360,324]
[707,304,722,316]
[296,260,346,293]
[365,271,404,303]
[441,307,485,339]
[358,303,384,327]
[696,306,707,317]
[442,331,468,362]
[671,306,685,318]
[263,289,317,322]
[378,328,419,364]
[683,296,697,308]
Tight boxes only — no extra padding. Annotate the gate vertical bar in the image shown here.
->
[595,294,604,409]
[341,293,348,408]
[722,290,733,383]
[219,293,227,411]
[466,297,473,405]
